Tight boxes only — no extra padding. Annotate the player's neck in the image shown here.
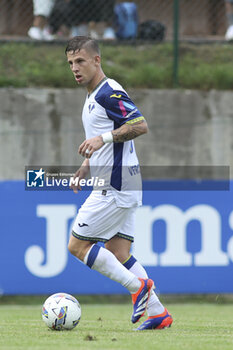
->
[87,72,106,96]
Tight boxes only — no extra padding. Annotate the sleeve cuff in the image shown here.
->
[125,116,145,125]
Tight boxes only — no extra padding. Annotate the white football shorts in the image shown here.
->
[72,190,136,243]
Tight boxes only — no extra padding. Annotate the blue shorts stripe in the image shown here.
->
[86,244,101,268]
[123,255,137,270]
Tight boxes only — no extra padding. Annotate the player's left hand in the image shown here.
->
[78,136,104,158]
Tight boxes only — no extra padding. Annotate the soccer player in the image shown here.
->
[65,36,173,330]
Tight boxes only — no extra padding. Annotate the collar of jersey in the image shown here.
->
[88,77,108,98]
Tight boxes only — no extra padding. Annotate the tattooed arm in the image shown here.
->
[112,120,148,143]
[78,120,148,159]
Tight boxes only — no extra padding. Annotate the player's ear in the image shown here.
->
[94,55,101,66]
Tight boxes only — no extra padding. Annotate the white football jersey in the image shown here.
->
[82,78,144,208]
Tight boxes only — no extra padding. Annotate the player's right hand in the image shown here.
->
[70,165,89,194]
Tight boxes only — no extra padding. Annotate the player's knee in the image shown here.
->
[68,237,92,261]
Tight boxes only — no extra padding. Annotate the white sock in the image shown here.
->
[123,255,165,316]
[84,244,141,293]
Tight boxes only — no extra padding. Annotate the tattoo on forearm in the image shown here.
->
[112,122,146,143]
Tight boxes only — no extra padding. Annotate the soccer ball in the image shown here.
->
[42,292,81,330]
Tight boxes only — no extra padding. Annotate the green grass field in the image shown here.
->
[1,42,233,89]
[0,302,232,350]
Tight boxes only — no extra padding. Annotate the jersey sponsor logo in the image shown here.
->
[128,164,140,175]
[110,93,122,99]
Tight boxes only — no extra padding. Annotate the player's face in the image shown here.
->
[67,49,100,90]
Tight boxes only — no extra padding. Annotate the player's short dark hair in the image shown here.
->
[65,36,100,56]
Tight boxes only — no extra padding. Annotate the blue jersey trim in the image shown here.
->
[110,121,123,191]
[95,82,142,127]
[111,145,123,190]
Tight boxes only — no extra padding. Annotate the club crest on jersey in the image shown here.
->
[88,103,95,113]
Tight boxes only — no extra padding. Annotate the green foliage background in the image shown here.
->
[0,42,233,90]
